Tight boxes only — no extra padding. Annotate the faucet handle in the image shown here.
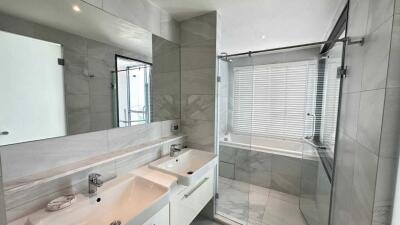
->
[170,144,182,150]
[89,173,101,181]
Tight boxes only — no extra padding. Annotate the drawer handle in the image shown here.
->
[184,177,209,198]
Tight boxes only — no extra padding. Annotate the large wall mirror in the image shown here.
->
[0,0,181,146]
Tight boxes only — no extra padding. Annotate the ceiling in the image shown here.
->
[0,0,152,57]
[150,0,346,54]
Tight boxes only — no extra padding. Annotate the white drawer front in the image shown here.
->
[170,170,214,225]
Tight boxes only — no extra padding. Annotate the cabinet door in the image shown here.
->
[170,170,214,225]
[143,204,169,225]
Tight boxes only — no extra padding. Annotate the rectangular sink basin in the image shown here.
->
[24,174,169,225]
[149,148,218,186]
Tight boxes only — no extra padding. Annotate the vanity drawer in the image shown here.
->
[170,170,214,225]
[142,204,169,225]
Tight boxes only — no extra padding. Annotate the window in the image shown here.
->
[232,60,319,141]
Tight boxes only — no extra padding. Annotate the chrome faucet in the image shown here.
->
[88,173,103,195]
[170,144,182,157]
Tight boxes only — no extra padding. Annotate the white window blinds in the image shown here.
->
[232,60,319,141]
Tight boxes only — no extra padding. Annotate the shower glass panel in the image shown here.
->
[217,57,252,224]
[300,40,344,225]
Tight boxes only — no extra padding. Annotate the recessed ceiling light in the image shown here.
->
[261,35,266,40]
[72,5,81,12]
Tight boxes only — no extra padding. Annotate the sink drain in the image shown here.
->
[187,171,193,175]
[110,220,121,225]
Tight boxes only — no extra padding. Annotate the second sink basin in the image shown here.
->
[24,174,169,225]
[149,148,218,186]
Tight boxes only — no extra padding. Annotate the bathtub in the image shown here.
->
[218,133,318,195]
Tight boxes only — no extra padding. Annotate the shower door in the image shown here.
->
[216,58,252,224]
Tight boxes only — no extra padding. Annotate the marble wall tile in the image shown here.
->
[90,112,113,132]
[380,88,400,158]
[182,95,215,121]
[180,12,218,154]
[151,71,180,95]
[115,146,161,175]
[220,146,237,164]
[356,89,385,154]
[87,40,116,64]
[374,157,397,207]
[331,174,354,225]
[181,68,216,95]
[66,94,90,113]
[182,119,215,149]
[107,122,163,152]
[151,94,181,121]
[352,144,379,225]
[180,42,217,71]
[180,12,217,46]
[219,161,235,179]
[339,93,360,139]
[1,130,108,182]
[362,20,392,91]
[63,49,88,76]
[67,110,91,135]
[64,73,90,95]
[300,159,318,196]
[343,41,364,93]
[388,15,400,88]
[90,94,112,113]
[397,0,400,14]
[367,0,395,33]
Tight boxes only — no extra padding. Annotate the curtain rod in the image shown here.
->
[218,37,363,59]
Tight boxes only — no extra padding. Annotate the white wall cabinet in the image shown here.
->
[170,170,215,225]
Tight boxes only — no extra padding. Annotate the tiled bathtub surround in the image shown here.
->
[219,145,306,196]
[331,0,400,224]
[0,120,183,222]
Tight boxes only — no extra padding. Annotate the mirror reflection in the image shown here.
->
[0,0,180,146]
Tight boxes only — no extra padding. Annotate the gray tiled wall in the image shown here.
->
[331,0,399,225]
[180,12,218,153]
[151,35,181,122]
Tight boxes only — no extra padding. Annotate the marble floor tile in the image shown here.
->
[217,177,305,225]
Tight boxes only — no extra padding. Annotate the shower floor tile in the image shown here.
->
[216,177,307,225]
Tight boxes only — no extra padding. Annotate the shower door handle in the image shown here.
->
[0,131,9,135]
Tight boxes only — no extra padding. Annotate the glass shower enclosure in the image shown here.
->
[216,40,344,225]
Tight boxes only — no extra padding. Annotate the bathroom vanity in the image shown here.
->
[9,149,217,225]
